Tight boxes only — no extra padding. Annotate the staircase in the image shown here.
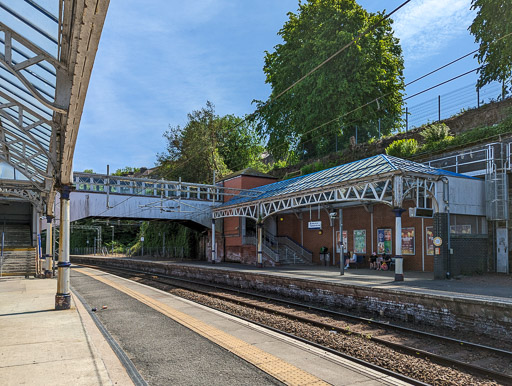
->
[0,248,36,276]
[1,224,32,247]
[0,224,36,276]
[242,232,312,265]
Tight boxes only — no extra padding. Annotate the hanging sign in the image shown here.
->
[433,236,442,247]
[140,236,145,242]
[308,221,322,230]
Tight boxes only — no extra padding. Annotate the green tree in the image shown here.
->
[470,0,512,94]
[112,166,141,176]
[217,114,265,171]
[253,0,404,159]
[158,102,227,183]
[158,102,263,183]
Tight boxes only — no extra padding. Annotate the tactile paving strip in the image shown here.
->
[78,268,329,386]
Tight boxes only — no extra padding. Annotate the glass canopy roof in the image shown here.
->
[222,154,475,207]
[0,0,61,184]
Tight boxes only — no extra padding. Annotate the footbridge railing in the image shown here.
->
[73,173,222,201]
[73,173,260,203]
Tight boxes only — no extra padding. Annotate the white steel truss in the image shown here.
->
[213,174,439,221]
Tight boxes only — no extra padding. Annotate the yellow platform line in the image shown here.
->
[77,268,329,386]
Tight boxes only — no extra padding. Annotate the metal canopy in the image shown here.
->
[213,155,475,220]
[0,0,109,215]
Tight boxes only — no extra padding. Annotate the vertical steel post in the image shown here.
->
[45,216,53,276]
[56,186,71,310]
[477,87,480,108]
[438,95,441,122]
[378,118,381,138]
[339,208,344,275]
[211,218,216,263]
[393,208,405,281]
[106,164,110,209]
[257,221,263,267]
[1,230,4,278]
[405,107,408,132]
[211,170,216,264]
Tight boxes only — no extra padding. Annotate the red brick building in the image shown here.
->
[212,155,487,277]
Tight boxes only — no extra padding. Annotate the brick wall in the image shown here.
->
[277,202,434,271]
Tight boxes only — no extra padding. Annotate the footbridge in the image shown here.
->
[63,172,252,229]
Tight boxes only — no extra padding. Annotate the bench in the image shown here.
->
[348,255,365,269]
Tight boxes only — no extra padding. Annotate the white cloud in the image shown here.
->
[393,0,475,61]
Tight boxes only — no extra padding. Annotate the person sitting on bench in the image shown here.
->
[345,251,357,269]
[380,254,392,271]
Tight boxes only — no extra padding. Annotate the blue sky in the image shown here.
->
[75,0,482,173]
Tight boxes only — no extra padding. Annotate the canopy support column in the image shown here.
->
[393,208,406,281]
[45,216,53,277]
[56,186,71,310]
[211,218,216,264]
[257,222,263,267]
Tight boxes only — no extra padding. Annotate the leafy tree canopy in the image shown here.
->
[158,101,264,183]
[253,0,405,160]
[470,0,512,93]
[112,166,141,176]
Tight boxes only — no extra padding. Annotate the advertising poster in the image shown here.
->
[426,227,434,255]
[353,230,366,254]
[401,227,415,255]
[377,229,392,254]
[336,230,348,253]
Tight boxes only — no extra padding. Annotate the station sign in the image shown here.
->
[433,237,442,247]
[308,221,322,230]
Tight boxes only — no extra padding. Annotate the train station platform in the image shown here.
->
[0,271,410,385]
[71,256,512,345]
[0,277,132,386]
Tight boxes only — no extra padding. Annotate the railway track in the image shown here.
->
[76,263,512,385]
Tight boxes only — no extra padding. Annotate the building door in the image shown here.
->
[496,227,509,273]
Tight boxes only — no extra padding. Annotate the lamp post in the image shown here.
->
[110,225,114,255]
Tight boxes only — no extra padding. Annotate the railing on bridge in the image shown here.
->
[73,173,258,202]
[425,139,512,177]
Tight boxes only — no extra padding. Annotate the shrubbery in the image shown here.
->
[385,138,419,158]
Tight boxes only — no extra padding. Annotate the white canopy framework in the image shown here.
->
[213,156,446,221]
[0,0,110,215]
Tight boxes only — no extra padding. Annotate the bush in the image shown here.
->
[420,123,451,143]
[385,139,419,158]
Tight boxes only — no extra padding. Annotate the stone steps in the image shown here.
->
[0,248,36,276]
[1,225,32,247]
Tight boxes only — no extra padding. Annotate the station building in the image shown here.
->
[212,155,488,278]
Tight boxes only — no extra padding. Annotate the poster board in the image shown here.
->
[401,227,415,255]
[377,229,392,254]
[353,230,366,254]
[336,230,348,253]
[426,227,434,255]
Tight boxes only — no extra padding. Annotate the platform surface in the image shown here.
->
[1,271,411,385]
[0,276,132,386]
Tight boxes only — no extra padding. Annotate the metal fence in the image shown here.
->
[404,81,504,130]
